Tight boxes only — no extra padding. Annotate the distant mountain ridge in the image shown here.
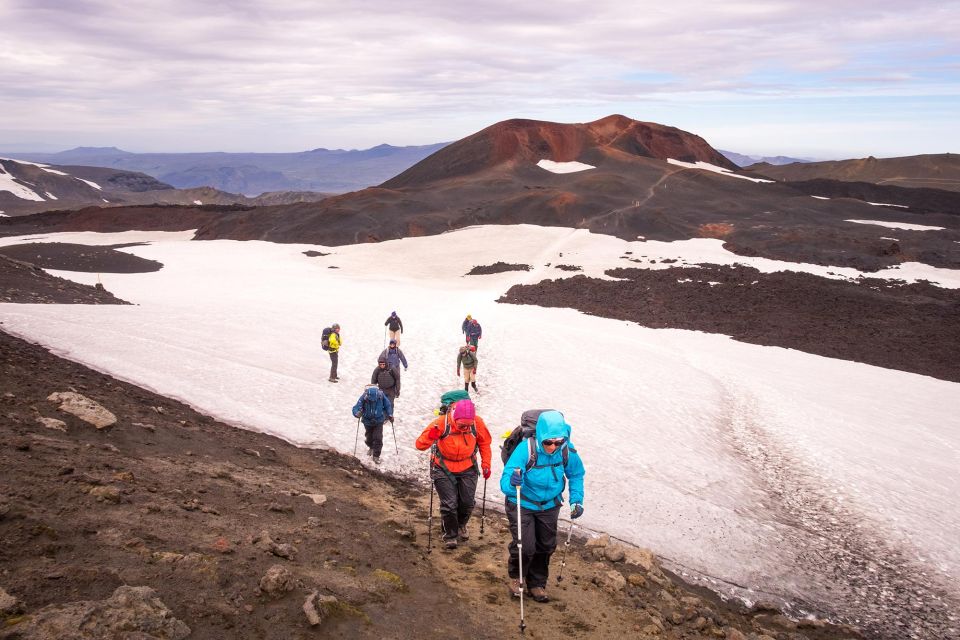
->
[11,143,449,195]
[0,158,331,217]
[741,153,960,192]
[720,150,812,167]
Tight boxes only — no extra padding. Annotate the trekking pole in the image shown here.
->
[383,325,387,349]
[390,417,399,454]
[426,460,435,554]
[516,485,526,634]
[479,477,487,538]
[556,518,575,584]
[353,414,361,456]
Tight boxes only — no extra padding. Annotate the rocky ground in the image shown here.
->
[499,263,960,383]
[0,256,129,305]
[0,329,864,640]
[467,262,532,275]
[0,243,162,274]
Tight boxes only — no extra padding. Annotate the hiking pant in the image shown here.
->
[391,366,402,397]
[328,351,338,380]
[381,386,397,406]
[363,421,383,457]
[432,467,478,540]
[505,499,560,589]
[462,367,476,384]
[388,329,401,344]
[466,335,479,349]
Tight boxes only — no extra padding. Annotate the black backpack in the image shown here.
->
[500,409,569,470]
[321,327,332,351]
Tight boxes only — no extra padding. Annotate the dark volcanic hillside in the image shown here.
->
[381,114,736,189]
[744,153,960,192]
[189,115,959,272]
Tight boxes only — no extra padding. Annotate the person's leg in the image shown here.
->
[527,506,560,592]
[505,498,536,581]
[370,421,384,458]
[329,351,338,380]
[433,471,460,544]
[363,423,373,450]
[455,471,478,537]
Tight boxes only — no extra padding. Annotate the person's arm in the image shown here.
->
[475,418,493,474]
[500,441,527,498]
[352,397,363,418]
[456,352,462,376]
[398,318,404,333]
[383,394,394,419]
[384,317,390,327]
[415,419,443,451]
[565,447,585,506]
[399,349,408,369]
[371,368,379,385]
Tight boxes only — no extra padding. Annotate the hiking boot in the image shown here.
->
[471,382,478,391]
[373,456,381,465]
[443,538,458,550]
[328,378,338,383]
[458,526,469,541]
[507,578,522,598]
[529,586,549,603]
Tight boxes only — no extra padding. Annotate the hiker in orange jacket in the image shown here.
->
[415,398,492,549]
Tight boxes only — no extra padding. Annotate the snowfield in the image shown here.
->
[1,225,958,634]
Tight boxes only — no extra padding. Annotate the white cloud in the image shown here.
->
[0,0,957,154]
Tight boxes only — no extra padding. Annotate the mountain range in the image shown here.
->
[11,143,449,195]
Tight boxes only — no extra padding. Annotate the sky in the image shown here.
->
[1,0,958,158]
[0,225,958,637]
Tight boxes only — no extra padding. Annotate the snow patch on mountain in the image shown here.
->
[668,159,774,183]
[0,163,45,201]
[537,159,595,174]
[846,219,945,231]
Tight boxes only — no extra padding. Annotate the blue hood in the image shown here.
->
[535,410,570,448]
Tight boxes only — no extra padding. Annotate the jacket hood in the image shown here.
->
[535,410,570,446]
[365,387,379,401]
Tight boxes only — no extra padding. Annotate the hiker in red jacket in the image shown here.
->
[415,398,492,549]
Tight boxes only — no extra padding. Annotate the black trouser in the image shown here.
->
[432,466,478,540]
[363,421,383,457]
[505,498,560,589]
[329,351,338,379]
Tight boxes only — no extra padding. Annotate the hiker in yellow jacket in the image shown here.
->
[327,324,341,382]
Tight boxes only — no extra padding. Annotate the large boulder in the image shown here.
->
[47,392,117,429]
[6,585,189,639]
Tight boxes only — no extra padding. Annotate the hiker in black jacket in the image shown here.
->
[384,311,403,345]
[371,356,400,403]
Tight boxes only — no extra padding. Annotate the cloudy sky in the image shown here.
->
[1,0,958,158]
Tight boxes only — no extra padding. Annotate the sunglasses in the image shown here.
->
[542,438,566,447]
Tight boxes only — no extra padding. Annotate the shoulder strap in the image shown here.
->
[525,437,538,472]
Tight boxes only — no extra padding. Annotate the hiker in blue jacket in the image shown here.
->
[352,386,393,464]
[501,410,584,603]
[465,318,482,349]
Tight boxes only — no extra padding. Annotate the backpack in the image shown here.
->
[500,409,569,471]
[437,389,470,415]
[433,399,480,476]
[321,327,332,351]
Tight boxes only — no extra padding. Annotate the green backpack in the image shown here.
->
[437,389,470,415]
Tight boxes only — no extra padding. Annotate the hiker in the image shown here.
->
[326,323,341,382]
[384,311,403,345]
[457,344,479,392]
[461,314,473,338]
[465,318,482,349]
[352,386,393,464]
[501,410,584,603]
[371,356,399,403]
[416,398,492,549]
[378,339,408,397]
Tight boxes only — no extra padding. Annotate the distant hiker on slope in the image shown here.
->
[384,311,403,345]
[371,356,399,403]
[416,398,492,549]
[457,344,479,393]
[352,386,393,465]
[465,318,482,350]
[502,410,584,603]
[322,323,341,383]
[461,314,473,338]
[378,339,408,397]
